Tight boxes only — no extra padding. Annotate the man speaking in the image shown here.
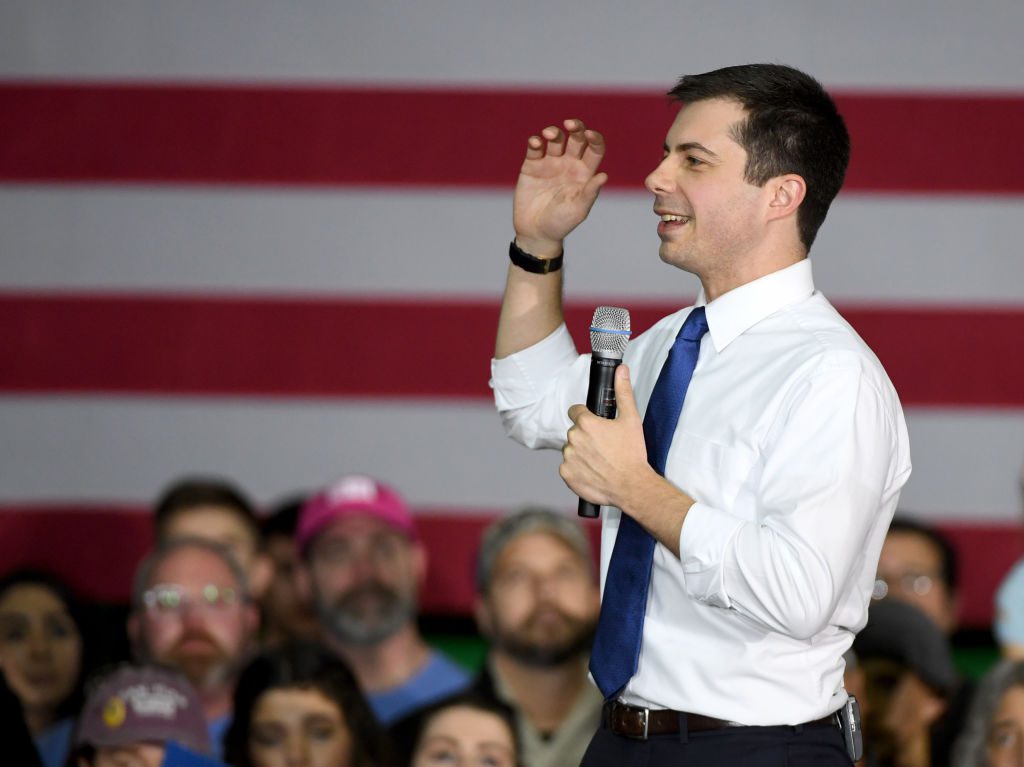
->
[489,64,910,766]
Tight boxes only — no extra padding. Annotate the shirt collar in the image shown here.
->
[696,259,816,352]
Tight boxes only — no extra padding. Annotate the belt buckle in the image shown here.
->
[624,706,649,740]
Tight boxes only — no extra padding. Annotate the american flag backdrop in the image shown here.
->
[1,1,1022,627]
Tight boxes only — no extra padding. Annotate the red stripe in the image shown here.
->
[0,505,1013,626]
[2,294,1022,406]
[2,82,1023,193]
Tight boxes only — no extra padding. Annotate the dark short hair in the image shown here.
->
[887,516,959,592]
[223,642,394,767]
[153,476,261,545]
[668,63,850,252]
[261,496,306,540]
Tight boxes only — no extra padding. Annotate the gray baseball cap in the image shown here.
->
[76,665,211,754]
[853,599,958,696]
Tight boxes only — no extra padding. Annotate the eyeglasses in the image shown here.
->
[142,583,242,617]
[871,573,937,601]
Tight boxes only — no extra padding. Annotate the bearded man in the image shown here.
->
[295,474,469,724]
[128,538,259,756]
[471,508,603,767]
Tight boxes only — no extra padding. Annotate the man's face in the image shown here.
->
[876,531,957,634]
[263,533,319,642]
[882,671,947,759]
[133,545,257,691]
[644,98,771,287]
[306,516,424,646]
[160,505,265,590]
[477,531,599,667]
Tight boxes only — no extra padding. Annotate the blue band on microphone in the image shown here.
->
[589,327,631,336]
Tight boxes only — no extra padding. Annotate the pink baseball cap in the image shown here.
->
[297,475,415,551]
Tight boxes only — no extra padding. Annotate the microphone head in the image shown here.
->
[589,306,631,359]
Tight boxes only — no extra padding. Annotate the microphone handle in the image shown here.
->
[578,354,621,518]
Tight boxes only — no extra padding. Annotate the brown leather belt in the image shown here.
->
[603,701,838,740]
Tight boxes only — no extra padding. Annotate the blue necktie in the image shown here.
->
[589,306,709,699]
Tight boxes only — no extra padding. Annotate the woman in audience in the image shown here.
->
[224,642,393,767]
[0,570,88,767]
[408,694,520,767]
[952,659,1024,766]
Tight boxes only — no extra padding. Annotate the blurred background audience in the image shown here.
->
[875,517,960,636]
[224,642,393,767]
[953,659,1024,767]
[407,693,520,767]
[7,470,1024,767]
[854,600,960,767]
[260,498,320,648]
[128,538,260,756]
[0,570,90,767]
[153,478,272,600]
[295,475,470,725]
[71,664,212,767]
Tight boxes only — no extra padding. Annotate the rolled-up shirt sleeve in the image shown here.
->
[490,324,590,450]
[677,356,911,640]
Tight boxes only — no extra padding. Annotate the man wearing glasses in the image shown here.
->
[128,537,259,756]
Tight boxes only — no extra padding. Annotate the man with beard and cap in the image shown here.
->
[473,507,603,767]
[296,474,469,724]
[389,507,603,767]
[128,538,259,756]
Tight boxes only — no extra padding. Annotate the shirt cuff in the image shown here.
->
[678,502,745,609]
[490,324,578,411]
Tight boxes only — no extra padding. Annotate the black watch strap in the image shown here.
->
[509,240,563,274]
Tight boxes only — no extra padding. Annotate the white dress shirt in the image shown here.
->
[490,259,911,725]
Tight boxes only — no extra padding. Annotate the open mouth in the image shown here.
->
[658,213,691,234]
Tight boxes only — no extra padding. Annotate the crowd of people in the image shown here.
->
[0,474,600,767]
[1,471,1023,767]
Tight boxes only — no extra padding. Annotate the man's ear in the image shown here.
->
[765,174,806,222]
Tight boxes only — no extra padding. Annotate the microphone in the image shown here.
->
[578,306,631,518]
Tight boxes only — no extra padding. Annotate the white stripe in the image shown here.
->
[3,186,1023,305]
[0,397,571,511]
[902,409,1024,522]
[1,397,1021,520]
[2,1,1023,90]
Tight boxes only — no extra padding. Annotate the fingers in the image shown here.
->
[524,119,605,165]
[524,134,545,161]
[542,124,568,158]
[614,365,640,421]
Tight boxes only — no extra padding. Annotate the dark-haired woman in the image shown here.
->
[224,642,393,767]
[0,570,87,767]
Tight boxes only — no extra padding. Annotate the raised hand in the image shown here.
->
[513,119,609,257]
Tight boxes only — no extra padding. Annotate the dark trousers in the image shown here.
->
[579,720,852,767]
